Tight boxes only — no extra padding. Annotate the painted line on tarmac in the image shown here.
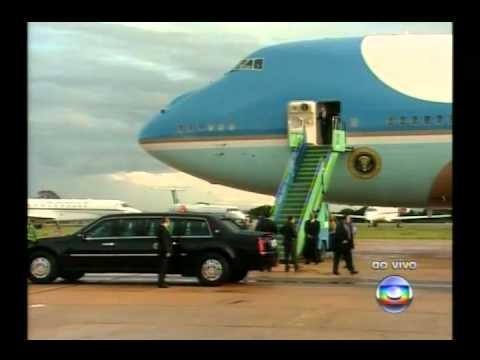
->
[28,304,46,308]
[28,284,79,294]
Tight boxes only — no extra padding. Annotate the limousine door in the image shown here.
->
[104,218,159,273]
[66,218,158,273]
[169,217,215,276]
[65,218,121,272]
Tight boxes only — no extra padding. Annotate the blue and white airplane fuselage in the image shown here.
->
[139,34,452,208]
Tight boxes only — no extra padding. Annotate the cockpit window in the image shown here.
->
[239,59,253,69]
[122,203,130,207]
[231,58,264,72]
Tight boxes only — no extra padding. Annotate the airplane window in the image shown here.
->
[253,59,263,70]
[232,58,263,71]
[177,125,184,134]
[228,122,236,131]
[187,124,194,132]
[233,59,253,70]
[198,123,206,132]
[436,115,443,125]
[387,117,395,126]
[411,116,418,126]
[217,123,225,131]
[424,115,431,125]
[399,116,406,126]
[449,114,452,124]
[207,124,215,132]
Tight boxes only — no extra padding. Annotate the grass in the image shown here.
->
[35,223,452,241]
[354,223,452,240]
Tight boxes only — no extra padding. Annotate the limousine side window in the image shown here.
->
[86,219,117,238]
[87,219,149,238]
[116,219,149,237]
[145,218,173,236]
[170,218,212,237]
[146,219,161,237]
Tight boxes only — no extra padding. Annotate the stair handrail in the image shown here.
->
[272,142,307,223]
[292,142,307,182]
[295,152,330,255]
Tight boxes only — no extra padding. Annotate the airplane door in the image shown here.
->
[287,101,318,146]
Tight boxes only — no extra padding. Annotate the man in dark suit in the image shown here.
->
[304,212,320,264]
[317,104,332,145]
[333,215,358,275]
[280,216,298,272]
[156,217,173,288]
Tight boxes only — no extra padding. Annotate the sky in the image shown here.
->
[27,22,452,211]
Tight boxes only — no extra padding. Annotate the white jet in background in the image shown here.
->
[340,207,451,227]
[28,198,141,224]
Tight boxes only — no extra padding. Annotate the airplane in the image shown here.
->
[138,34,452,210]
[28,198,141,224]
[163,188,248,225]
[336,206,451,227]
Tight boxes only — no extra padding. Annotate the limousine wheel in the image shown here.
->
[62,271,85,283]
[197,253,230,286]
[29,252,58,284]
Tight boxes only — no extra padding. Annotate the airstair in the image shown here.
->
[272,114,352,258]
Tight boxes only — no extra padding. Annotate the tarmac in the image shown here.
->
[28,239,452,340]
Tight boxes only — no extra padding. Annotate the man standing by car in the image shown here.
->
[304,212,320,264]
[156,217,173,288]
[280,216,298,272]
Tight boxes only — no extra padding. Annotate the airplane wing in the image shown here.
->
[28,209,58,221]
[391,215,451,221]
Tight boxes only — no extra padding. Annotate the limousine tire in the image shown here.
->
[29,251,58,284]
[62,271,85,283]
[197,252,231,286]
